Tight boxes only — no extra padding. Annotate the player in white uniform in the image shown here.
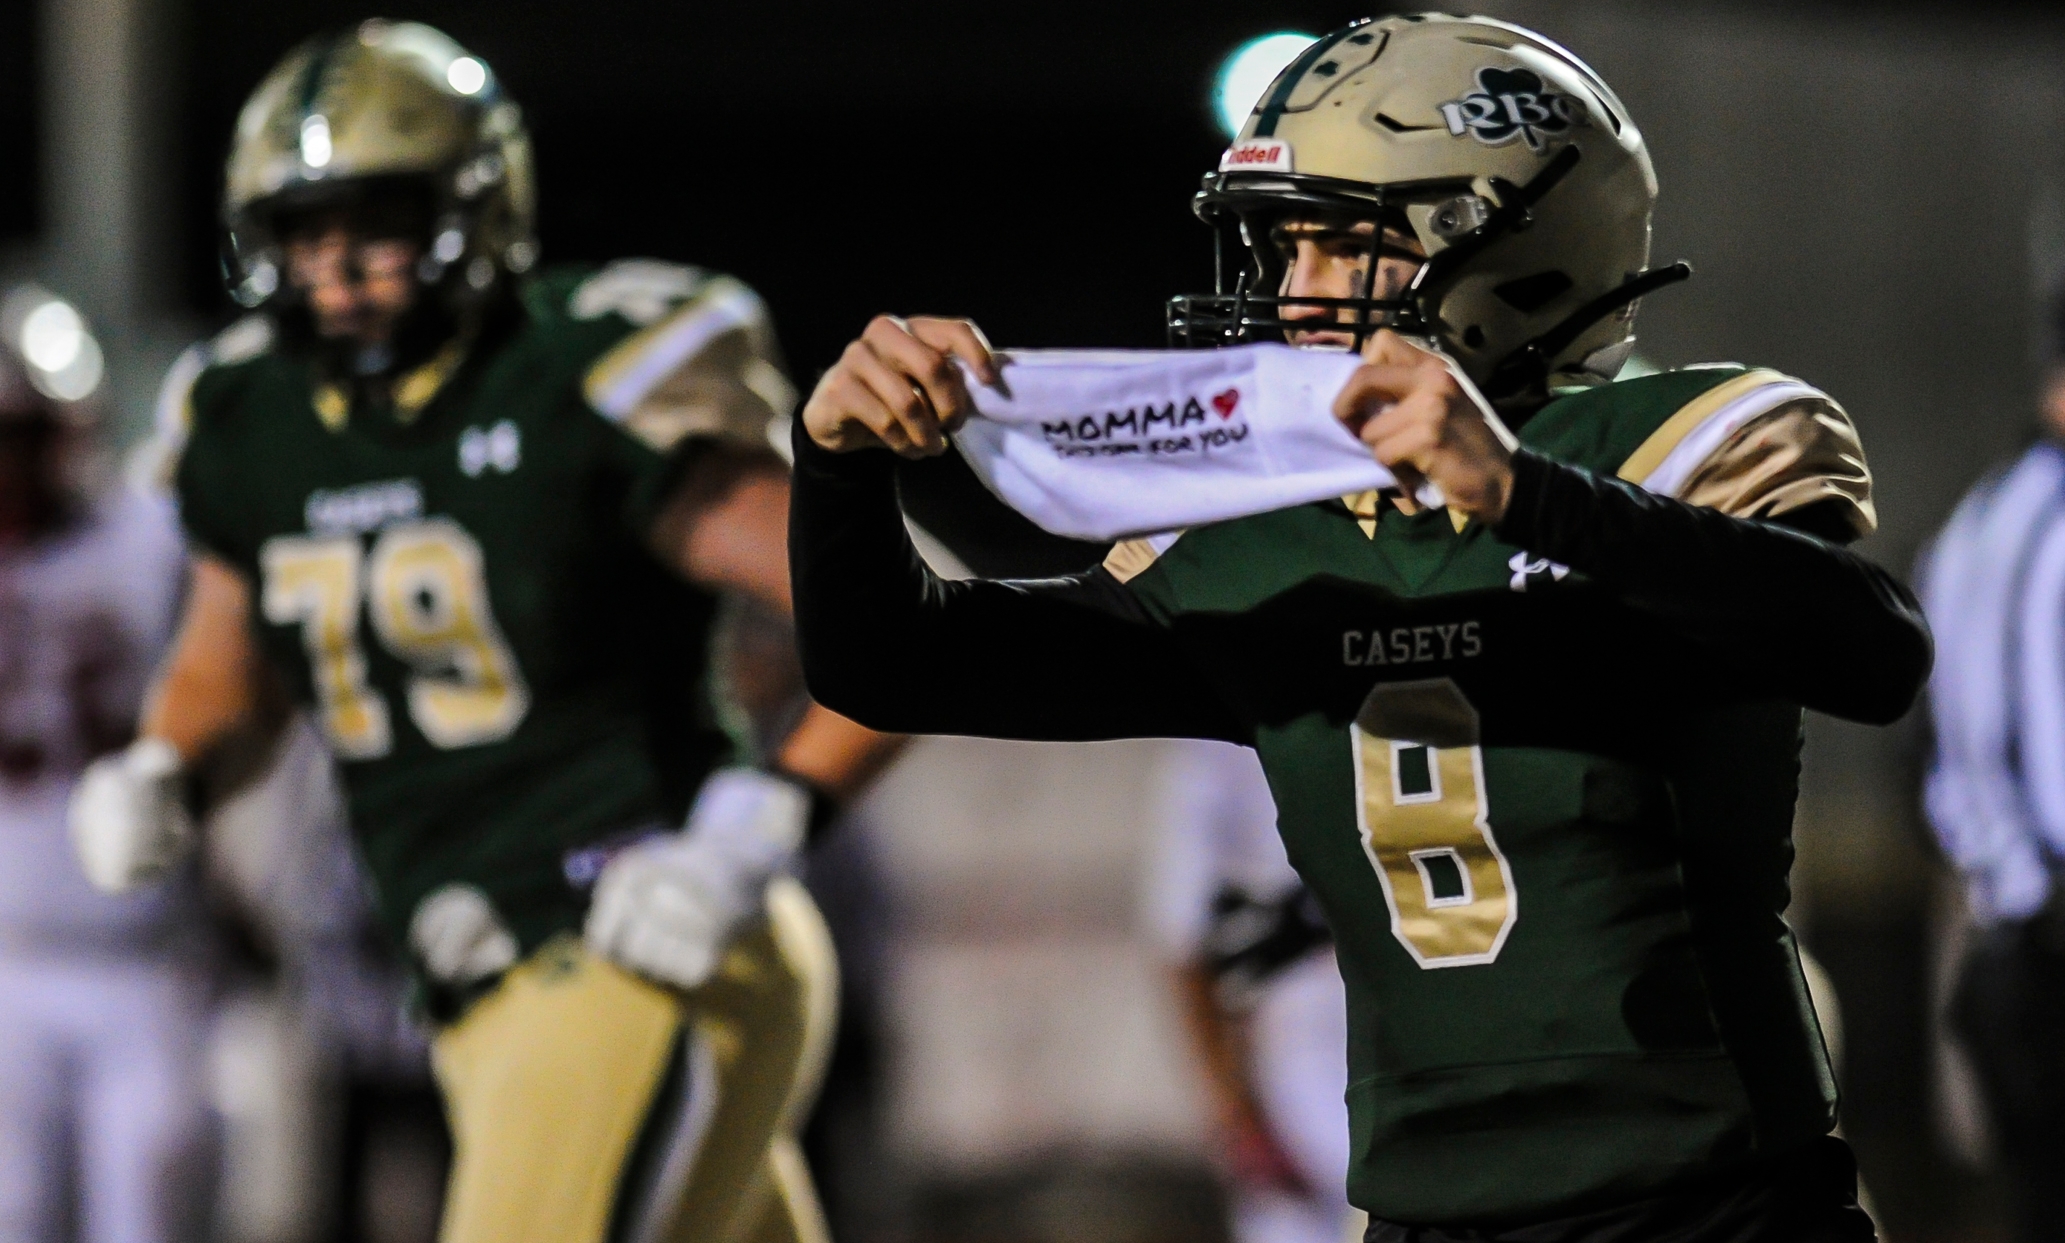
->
[1143,740,1353,1243]
[0,290,206,1243]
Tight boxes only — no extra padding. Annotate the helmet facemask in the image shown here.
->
[245,176,466,378]
[1170,161,1540,356]
[1171,195,1436,354]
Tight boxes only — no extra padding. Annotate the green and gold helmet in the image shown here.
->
[220,19,535,313]
[1169,14,1686,403]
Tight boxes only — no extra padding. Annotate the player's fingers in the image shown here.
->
[1362,393,1444,467]
[583,901,620,947]
[1385,457,1431,504]
[908,315,1000,389]
[1333,364,1425,431]
[868,317,975,438]
[1360,328,1440,368]
[586,880,633,949]
[1364,419,1434,470]
[847,391,922,458]
[817,371,906,454]
[801,368,881,452]
[907,318,996,433]
[844,341,939,457]
[814,356,915,455]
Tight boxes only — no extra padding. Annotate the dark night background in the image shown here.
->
[169,2,1380,375]
[0,0,36,241]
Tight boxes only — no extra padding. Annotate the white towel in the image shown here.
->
[951,345,1412,542]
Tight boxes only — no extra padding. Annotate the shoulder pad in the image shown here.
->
[566,259,719,327]
[1618,368,1875,537]
[582,275,770,417]
[1616,368,1826,494]
[210,315,276,365]
[133,316,274,493]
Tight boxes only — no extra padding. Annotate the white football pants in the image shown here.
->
[1234,950,1355,1243]
[0,954,212,1243]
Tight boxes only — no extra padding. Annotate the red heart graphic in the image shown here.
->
[1211,389,1240,419]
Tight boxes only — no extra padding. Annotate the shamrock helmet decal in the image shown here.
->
[1438,67,1588,154]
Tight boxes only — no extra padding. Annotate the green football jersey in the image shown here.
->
[160,261,792,957]
[1111,365,1873,1222]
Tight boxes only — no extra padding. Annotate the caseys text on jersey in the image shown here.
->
[1342,620,1483,667]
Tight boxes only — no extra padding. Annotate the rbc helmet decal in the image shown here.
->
[1436,67,1587,154]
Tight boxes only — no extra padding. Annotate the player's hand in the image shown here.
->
[584,769,809,991]
[68,737,195,893]
[1333,330,1518,524]
[801,316,999,458]
[409,884,521,986]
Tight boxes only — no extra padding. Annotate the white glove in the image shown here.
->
[584,768,810,990]
[409,884,521,986]
[69,737,194,893]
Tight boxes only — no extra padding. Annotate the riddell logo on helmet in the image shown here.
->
[1437,67,1587,154]
[1219,139,1294,172]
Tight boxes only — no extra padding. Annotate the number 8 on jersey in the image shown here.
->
[1349,677,1517,968]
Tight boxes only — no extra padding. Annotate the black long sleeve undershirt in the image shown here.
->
[1493,448,1931,725]
[791,429,1932,743]
[790,427,1249,743]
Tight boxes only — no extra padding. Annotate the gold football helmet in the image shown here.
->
[220,19,535,314]
[1170,14,1687,404]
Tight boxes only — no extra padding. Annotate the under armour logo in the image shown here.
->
[459,420,521,477]
[1508,551,1570,592]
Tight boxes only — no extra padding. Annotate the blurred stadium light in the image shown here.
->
[5,286,105,401]
[446,55,488,96]
[1212,32,1316,139]
[32,0,189,436]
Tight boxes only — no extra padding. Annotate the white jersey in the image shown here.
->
[1921,441,2065,921]
[1143,739,1305,958]
[1143,740,1352,1243]
[0,486,189,943]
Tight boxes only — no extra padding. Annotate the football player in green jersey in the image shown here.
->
[789,13,1930,1241]
[63,21,903,1243]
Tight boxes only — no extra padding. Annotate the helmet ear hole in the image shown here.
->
[1493,271,1573,313]
[1463,325,1486,348]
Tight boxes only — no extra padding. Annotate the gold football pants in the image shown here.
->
[430,877,838,1243]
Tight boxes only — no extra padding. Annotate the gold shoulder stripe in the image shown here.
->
[1616,368,1790,484]
[583,279,766,422]
[1105,537,1174,583]
[1677,398,1877,537]
[137,343,211,493]
[134,318,276,493]
[210,315,275,366]
[153,344,210,442]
